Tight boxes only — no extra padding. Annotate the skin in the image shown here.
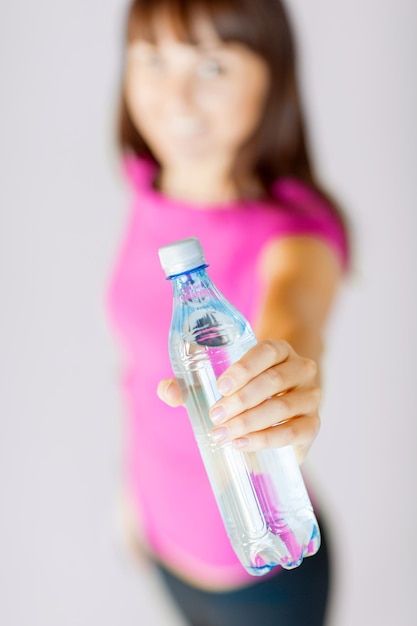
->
[125,14,342,464]
[124,11,270,203]
[159,237,341,465]
[122,10,342,588]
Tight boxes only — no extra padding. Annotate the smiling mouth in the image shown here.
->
[168,116,205,137]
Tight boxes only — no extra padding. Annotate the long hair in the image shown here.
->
[117,0,345,219]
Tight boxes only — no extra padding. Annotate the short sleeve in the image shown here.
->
[272,178,350,272]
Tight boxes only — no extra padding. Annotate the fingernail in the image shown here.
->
[211,427,228,443]
[218,377,233,395]
[210,406,225,424]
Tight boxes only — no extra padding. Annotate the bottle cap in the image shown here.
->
[158,237,206,277]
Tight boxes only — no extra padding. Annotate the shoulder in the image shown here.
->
[259,235,342,289]
[267,177,350,272]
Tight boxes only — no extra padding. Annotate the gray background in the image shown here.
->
[1,1,416,624]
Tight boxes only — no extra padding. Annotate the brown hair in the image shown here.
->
[117,0,345,218]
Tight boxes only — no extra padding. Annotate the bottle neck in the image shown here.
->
[169,265,218,303]
[168,264,208,282]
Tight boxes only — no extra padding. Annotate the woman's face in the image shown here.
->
[124,12,270,172]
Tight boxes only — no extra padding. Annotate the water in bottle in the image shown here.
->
[158,237,320,576]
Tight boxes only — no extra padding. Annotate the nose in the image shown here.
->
[164,70,195,113]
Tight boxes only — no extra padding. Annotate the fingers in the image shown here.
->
[216,340,293,396]
[157,378,183,407]
[232,413,321,464]
[210,357,317,425]
[211,386,321,446]
[209,338,321,461]
[157,339,321,463]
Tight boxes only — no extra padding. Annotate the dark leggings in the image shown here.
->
[156,521,331,626]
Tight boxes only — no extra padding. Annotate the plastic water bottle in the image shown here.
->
[158,237,320,576]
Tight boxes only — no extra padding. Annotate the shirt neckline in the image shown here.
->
[136,158,259,214]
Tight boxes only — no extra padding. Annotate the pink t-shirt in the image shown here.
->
[107,155,348,587]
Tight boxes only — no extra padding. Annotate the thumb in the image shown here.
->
[157,378,184,407]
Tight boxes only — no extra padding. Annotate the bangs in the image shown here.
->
[119,0,324,205]
[126,0,269,54]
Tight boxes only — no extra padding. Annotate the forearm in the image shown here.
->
[253,236,342,387]
[279,327,322,385]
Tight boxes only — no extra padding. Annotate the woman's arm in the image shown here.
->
[158,236,342,464]
[254,235,342,374]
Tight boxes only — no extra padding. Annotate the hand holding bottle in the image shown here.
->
[158,237,321,573]
[158,338,320,465]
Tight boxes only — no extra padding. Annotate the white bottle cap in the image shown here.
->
[158,237,206,277]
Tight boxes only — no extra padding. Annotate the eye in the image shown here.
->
[145,50,165,72]
[128,43,165,73]
[197,58,225,79]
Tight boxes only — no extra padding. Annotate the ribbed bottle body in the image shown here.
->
[168,266,320,575]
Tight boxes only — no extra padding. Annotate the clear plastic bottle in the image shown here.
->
[158,237,320,576]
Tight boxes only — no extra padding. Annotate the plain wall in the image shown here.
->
[0,1,415,624]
